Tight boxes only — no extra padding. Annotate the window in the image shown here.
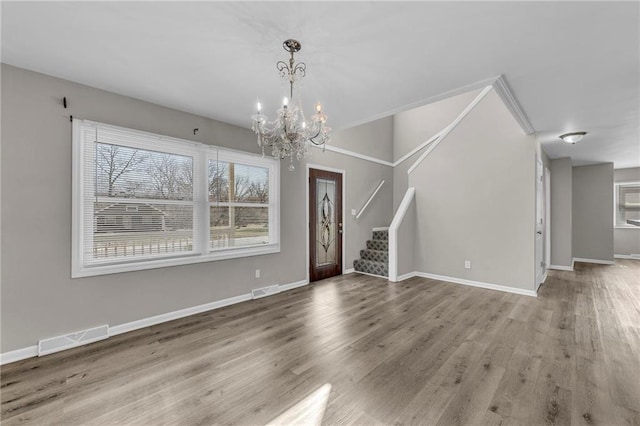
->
[72,120,279,277]
[209,155,270,250]
[615,182,640,228]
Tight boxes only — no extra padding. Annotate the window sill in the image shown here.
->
[72,244,280,278]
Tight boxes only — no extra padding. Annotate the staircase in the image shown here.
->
[353,228,389,277]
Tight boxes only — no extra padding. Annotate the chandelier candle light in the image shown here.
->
[251,39,330,171]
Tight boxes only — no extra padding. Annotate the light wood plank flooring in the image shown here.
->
[2,260,639,425]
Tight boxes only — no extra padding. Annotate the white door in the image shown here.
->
[535,160,545,287]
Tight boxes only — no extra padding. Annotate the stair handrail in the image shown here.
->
[392,130,442,167]
[389,187,416,282]
[355,180,385,219]
[407,85,493,175]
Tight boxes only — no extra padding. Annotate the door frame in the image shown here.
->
[306,164,346,284]
[535,158,545,290]
[545,167,551,280]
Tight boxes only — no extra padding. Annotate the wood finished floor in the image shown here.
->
[1,261,639,425]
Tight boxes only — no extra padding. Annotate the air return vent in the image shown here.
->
[38,325,109,356]
[251,285,280,299]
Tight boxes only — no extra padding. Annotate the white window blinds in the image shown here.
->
[72,120,279,277]
[615,182,640,227]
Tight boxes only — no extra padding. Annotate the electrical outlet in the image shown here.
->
[464,260,471,269]
[255,269,260,279]
[351,209,357,216]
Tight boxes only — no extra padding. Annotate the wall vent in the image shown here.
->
[251,285,280,299]
[38,324,109,356]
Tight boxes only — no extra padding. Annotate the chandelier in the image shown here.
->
[251,39,330,171]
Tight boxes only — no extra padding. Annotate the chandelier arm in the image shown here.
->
[308,131,324,146]
[252,39,329,169]
[293,63,306,78]
[276,61,290,78]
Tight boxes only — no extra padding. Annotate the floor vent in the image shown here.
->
[38,324,109,356]
[251,285,280,299]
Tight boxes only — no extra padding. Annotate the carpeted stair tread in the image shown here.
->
[354,228,390,278]
[354,259,389,277]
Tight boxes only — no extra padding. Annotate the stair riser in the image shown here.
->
[366,240,388,251]
[360,249,388,262]
[354,229,389,278]
[354,259,388,277]
[372,230,389,241]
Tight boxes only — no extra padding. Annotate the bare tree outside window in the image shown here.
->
[96,143,193,201]
[208,160,229,202]
[96,143,147,197]
[147,153,193,200]
[208,161,269,249]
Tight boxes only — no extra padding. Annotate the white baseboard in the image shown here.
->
[353,270,388,279]
[614,254,640,260]
[549,264,574,271]
[414,272,538,297]
[109,293,252,337]
[1,278,308,366]
[372,227,389,231]
[396,272,417,282]
[536,272,547,291]
[0,345,38,365]
[343,268,355,274]
[573,257,615,265]
[279,279,309,292]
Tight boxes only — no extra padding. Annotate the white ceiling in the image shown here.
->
[2,2,639,168]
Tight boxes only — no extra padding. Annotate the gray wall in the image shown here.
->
[396,193,416,278]
[392,89,482,210]
[549,158,573,267]
[572,163,614,261]
[302,150,394,271]
[614,167,640,256]
[326,115,395,264]
[1,64,393,353]
[333,116,393,163]
[392,89,482,162]
[539,148,550,170]
[409,89,536,291]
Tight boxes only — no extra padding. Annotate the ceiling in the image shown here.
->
[2,2,639,168]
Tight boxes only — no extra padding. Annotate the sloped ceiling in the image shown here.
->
[2,1,638,168]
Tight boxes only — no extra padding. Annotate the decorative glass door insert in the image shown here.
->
[309,169,342,282]
[316,178,336,266]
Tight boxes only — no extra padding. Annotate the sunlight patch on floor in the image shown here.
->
[266,383,332,426]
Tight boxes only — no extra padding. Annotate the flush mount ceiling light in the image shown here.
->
[251,39,330,171]
[559,131,587,144]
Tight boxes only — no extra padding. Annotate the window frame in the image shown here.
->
[72,120,280,278]
[206,150,278,253]
[614,181,640,229]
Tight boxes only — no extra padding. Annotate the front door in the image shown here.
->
[309,168,343,282]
